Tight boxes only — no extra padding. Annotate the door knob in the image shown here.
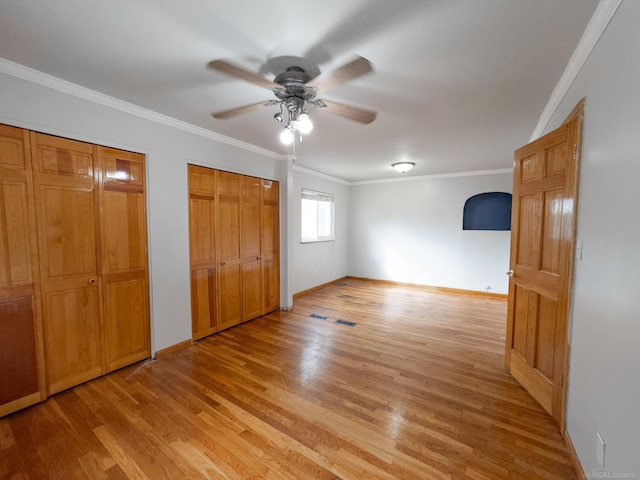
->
[506,270,515,277]
[88,278,97,285]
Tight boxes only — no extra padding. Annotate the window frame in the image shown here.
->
[300,189,335,243]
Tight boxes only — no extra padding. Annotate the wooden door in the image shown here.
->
[241,175,263,321]
[216,171,243,330]
[99,147,150,371]
[0,124,46,416]
[262,179,280,313]
[31,133,104,395]
[505,113,581,426]
[188,165,219,339]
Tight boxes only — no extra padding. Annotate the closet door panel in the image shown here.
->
[45,287,102,394]
[102,190,146,272]
[218,204,241,258]
[0,181,31,284]
[242,176,262,254]
[99,147,150,371]
[104,278,148,370]
[31,133,103,396]
[190,198,216,266]
[39,186,102,393]
[40,186,97,278]
[261,180,279,255]
[242,258,262,320]
[262,180,279,313]
[188,165,218,339]
[0,124,45,416]
[219,263,242,331]
[217,171,242,328]
[190,267,217,339]
[0,295,41,415]
[0,297,37,402]
[242,175,263,321]
[263,252,280,314]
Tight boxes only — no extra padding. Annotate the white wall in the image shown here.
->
[0,69,282,353]
[544,1,640,475]
[291,167,350,294]
[348,172,513,294]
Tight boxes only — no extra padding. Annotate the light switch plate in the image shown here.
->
[596,433,606,468]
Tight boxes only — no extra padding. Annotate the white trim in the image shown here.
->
[293,164,511,186]
[351,168,513,186]
[530,0,623,141]
[292,164,351,185]
[0,57,285,161]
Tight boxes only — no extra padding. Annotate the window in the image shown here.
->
[301,189,334,243]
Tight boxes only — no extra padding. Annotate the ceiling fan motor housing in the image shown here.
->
[273,66,318,103]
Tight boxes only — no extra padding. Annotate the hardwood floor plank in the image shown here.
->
[93,426,150,480]
[0,279,578,479]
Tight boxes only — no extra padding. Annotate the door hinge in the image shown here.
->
[573,144,577,160]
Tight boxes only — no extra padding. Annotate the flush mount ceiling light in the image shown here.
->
[392,162,415,173]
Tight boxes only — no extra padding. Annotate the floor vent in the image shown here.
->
[335,319,357,327]
[309,313,329,320]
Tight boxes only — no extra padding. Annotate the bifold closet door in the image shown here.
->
[30,134,150,395]
[31,133,104,395]
[188,167,279,340]
[0,124,46,416]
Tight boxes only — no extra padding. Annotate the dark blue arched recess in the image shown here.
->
[463,192,512,230]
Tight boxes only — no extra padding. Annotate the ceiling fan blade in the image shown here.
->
[212,101,270,119]
[320,99,377,124]
[208,60,275,90]
[310,56,374,94]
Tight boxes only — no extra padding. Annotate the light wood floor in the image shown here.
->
[0,279,577,479]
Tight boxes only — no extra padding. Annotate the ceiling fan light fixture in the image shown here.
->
[298,111,313,134]
[280,127,295,145]
[392,162,415,173]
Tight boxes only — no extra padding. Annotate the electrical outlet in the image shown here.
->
[596,433,606,468]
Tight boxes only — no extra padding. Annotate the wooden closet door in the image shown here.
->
[217,171,242,330]
[99,147,150,371]
[242,175,263,321]
[31,133,104,395]
[262,180,280,313]
[0,124,46,416]
[188,165,218,339]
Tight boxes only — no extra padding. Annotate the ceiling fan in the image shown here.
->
[208,55,377,144]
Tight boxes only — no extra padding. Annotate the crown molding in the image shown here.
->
[530,0,623,141]
[292,163,512,186]
[292,164,351,185]
[351,168,513,186]
[0,57,285,161]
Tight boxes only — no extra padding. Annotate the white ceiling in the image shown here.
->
[0,0,599,182]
